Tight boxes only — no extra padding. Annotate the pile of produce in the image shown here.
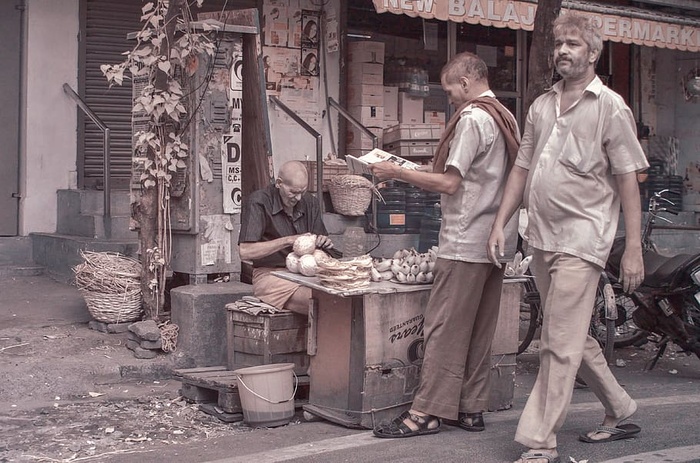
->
[285,236,439,288]
[285,234,333,277]
[371,246,438,284]
[285,234,373,290]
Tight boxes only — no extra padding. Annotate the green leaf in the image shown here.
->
[141,2,154,14]
[157,60,171,73]
[176,160,187,169]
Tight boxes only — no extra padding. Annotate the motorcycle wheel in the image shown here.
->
[517,277,541,355]
[591,278,648,348]
[590,275,616,363]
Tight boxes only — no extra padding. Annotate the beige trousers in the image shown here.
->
[252,267,310,313]
[412,259,504,419]
[515,250,635,449]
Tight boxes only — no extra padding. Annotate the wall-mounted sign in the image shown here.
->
[372,0,700,52]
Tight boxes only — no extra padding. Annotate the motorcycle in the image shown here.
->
[604,190,700,370]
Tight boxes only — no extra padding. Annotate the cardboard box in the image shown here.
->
[226,309,310,376]
[349,105,384,127]
[398,93,424,124]
[301,160,350,192]
[347,125,383,151]
[384,140,438,158]
[383,119,399,129]
[424,110,446,125]
[347,84,385,107]
[384,86,399,122]
[348,41,385,64]
[347,62,384,85]
[383,123,443,145]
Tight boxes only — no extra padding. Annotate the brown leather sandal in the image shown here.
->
[373,411,441,438]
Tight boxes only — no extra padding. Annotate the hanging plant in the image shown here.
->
[100,0,218,319]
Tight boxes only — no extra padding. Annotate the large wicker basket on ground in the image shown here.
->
[73,251,143,324]
[328,175,374,216]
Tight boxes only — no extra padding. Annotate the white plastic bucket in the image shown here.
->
[233,363,297,427]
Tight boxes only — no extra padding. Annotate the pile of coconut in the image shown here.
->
[285,234,373,290]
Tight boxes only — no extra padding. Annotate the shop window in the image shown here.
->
[456,24,518,94]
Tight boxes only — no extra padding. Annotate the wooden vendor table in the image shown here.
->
[273,271,522,430]
[273,271,431,429]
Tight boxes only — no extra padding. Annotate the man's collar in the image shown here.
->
[271,184,285,215]
[552,75,603,96]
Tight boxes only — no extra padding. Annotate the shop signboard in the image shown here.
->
[372,0,700,52]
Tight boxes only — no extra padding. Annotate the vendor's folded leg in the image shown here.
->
[284,286,311,314]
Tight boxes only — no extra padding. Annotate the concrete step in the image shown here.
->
[56,189,136,239]
[31,232,139,283]
[0,264,44,277]
[0,236,33,264]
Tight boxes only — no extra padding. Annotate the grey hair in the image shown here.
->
[554,13,603,64]
[440,51,488,84]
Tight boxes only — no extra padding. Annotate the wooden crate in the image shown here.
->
[488,353,516,411]
[226,309,310,375]
[491,278,524,356]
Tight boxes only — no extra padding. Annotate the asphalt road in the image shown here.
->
[97,349,700,463]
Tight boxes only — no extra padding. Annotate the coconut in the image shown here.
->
[298,254,318,277]
[293,234,317,256]
[286,252,301,273]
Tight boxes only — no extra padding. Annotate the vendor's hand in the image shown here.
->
[487,228,505,268]
[370,161,401,181]
[619,247,644,294]
[316,234,334,250]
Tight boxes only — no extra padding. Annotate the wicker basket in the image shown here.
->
[329,175,374,216]
[73,251,143,324]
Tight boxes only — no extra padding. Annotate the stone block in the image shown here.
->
[141,338,162,350]
[107,322,131,334]
[88,320,108,333]
[128,320,160,341]
[171,282,253,367]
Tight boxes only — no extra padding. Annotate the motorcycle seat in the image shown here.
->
[643,252,697,288]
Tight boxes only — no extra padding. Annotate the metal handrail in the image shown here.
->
[269,95,323,212]
[327,97,379,150]
[62,83,112,239]
[327,97,379,229]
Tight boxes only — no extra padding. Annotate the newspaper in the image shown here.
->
[345,148,421,176]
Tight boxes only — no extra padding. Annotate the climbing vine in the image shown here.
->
[101,0,217,319]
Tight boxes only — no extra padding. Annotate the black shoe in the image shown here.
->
[457,412,485,432]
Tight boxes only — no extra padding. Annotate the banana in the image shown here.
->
[418,260,429,273]
[371,267,382,282]
[380,270,394,281]
[416,272,427,283]
[396,272,407,282]
[410,264,420,275]
[374,259,392,272]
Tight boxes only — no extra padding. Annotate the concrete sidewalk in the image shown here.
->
[0,273,179,410]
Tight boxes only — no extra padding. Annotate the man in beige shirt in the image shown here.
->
[371,52,519,438]
[488,14,649,463]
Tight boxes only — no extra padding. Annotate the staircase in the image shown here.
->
[30,189,139,282]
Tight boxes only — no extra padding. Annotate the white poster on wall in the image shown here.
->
[223,89,243,213]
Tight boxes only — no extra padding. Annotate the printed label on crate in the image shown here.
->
[389,214,406,226]
[363,291,431,367]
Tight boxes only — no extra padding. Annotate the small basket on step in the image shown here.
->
[73,250,143,324]
[328,175,374,216]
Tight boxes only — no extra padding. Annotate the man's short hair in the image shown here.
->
[440,51,488,84]
[554,13,603,64]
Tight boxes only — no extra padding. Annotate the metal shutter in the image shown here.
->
[80,0,258,189]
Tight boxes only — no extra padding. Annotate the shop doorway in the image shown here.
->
[0,1,22,236]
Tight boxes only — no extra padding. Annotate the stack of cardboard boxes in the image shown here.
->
[346,41,386,159]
